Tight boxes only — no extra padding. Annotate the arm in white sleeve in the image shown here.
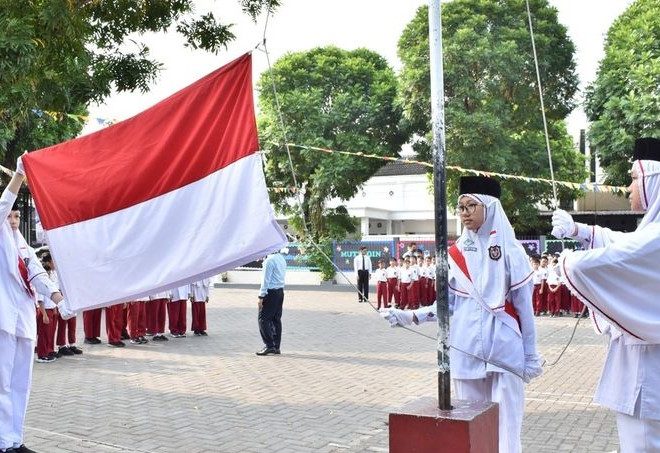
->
[0,188,18,223]
[27,248,59,297]
[510,281,537,357]
[259,257,274,297]
[414,302,437,324]
[353,256,358,274]
[573,223,629,249]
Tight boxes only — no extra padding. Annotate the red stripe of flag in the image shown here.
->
[24,53,258,230]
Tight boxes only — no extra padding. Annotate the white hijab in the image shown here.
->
[452,194,533,309]
[562,159,660,343]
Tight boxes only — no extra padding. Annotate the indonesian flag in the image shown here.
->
[23,53,287,311]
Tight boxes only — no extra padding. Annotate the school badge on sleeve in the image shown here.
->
[488,245,501,260]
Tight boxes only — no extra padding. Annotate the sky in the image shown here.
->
[82,0,636,144]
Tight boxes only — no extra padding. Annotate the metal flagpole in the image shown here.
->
[428,0,451,411]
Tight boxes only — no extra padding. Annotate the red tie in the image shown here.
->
[18,256,34,296]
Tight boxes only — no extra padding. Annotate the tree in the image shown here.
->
[398,0,585,232]
[0,0,278,167]
[585,0,660,185]
[258,47,407,248]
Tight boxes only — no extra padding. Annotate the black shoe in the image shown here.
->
[256,347,277,356]
[121,329,130,340]
[194,331,202,336]
[139,336,149,344]
[274,349,281,355]
[108,341,125,348]
[10,444,38,453]
[199,331,208,336]
[59,346,74,356]
[84,337,101,345]
[178,332,187,338]
[69,346,83,355]
[36,356,56,363]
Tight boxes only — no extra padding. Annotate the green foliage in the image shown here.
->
[0,0,278,167]
[398,0,586,230]
[258,46,408,244]
[301,237,336,281]
[585,0,660,185]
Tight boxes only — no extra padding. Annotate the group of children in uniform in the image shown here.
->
[34,247,212,362]
[373,253,437,311]
[530,253,586,318]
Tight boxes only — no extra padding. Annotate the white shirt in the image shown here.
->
[191,279,210,302]
[410,265,419,281]
[170,285,190,301]
[385,266,398,279]
[399,267,412,284]
[374,268,387,282]
[532,268,544,285]
[0,190,58,340]
[150,291,171,300]
[38,271,59,309]
[353,253,372,273]
[546,266,560,286]
[576,225,660,420]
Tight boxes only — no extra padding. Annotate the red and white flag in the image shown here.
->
[23,53,286,311]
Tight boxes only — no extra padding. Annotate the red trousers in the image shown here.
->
[409,280,420,309]
[36,308,57,357]
[376,281,388,309]
[168,300,187,334]
[428,279,436,304]
[532,284,542,314]
[560,285,571,311]
[83,308,103,339]
[387,278,399,306]
[570,293,584,314]
[419,277,428,306]
[56,315,76,346]
[399,282,411,309]
[105,304,124,343]
[191,302,207,332]
[127,302,147,339]
[146,299,168,335]
[547,286,561,314]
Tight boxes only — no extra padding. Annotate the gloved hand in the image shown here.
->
[56,299,77,320]
[522,353,544,383]
[380,307,414,327]
[551,209,576,239]
[15,153,26,176]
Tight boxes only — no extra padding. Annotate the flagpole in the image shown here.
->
[428,0,451,411]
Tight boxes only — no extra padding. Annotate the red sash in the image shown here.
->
[18,256,34,296]
[449,244,520,330]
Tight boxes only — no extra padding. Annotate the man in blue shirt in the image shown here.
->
[256,248,287,356]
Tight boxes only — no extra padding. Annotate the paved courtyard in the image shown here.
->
[26,286,618,452]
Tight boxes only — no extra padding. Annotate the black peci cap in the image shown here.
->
[459,176,501,199]
[633,137,660,162]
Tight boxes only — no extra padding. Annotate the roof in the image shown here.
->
[373,161,429,177]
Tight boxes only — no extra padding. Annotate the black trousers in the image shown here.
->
[258,288,284,349]
[357,270,370,301]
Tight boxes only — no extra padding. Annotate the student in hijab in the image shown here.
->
[382,176,542,453]
[552,137,660,452]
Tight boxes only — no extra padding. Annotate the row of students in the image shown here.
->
[82,278,212,348]
[35,279,211,360]
[531,255,586,318]
[373,256,437,310]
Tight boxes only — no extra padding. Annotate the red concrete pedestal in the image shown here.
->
[389,397,498,453]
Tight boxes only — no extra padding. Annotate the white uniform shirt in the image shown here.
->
[353,254,372,274]
[38,271,59,309]
[191,279,210,302]
[170,285,190,301]
[385,266,398,279]
[0,190,58,340]
[150,291,171,300]
[410,265,419,281]
[532,268,543,285]
[399,267,412,284]
[546,266,560,286]
[448,281,535,379]
[577,225,660,420]
[374,268,387,282]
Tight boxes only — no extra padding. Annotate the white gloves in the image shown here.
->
[57,299,77,320]
[380,308,414,327]
[15,154,26,176]
[523,353,544,383]
[551,209,576,239]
